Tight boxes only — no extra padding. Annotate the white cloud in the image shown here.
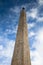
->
[26,7,43,23]
[0,37,15,58]
[27,23,35,29]
[3,25,18,36]
[10,6,20,13]
[29,31,36,38]
[39,0,43,5]
[30,50,41,65]
[35,29,43,56]
[0,36,15,65]
[37,17,43,22]
[0,45,3,50]
[31,28,43,65]
[0,57,11,65]
[26,8,37,20]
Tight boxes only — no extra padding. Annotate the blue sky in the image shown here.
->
[0,0,43,65]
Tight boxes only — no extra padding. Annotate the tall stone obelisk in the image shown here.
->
[11,8,31,65]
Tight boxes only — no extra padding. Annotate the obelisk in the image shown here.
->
[11,8,31,65]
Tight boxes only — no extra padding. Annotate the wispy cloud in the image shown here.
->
[26,8,38,21]
[0,36,15,58]
[0,36,15,65]
[31,28,43,65]
[29,31,36,38]
[10,6,20,14]
[37,17,43,22]
[39,0,43,5]
[27,23,36,29]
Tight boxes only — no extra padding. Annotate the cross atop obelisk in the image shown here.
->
[11,8,31,65]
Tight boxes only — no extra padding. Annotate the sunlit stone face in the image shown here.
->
[11,8,31,65]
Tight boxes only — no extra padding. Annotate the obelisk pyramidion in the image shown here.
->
[11,8,31,65]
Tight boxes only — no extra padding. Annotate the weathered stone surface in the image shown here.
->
[11,8,31,65]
